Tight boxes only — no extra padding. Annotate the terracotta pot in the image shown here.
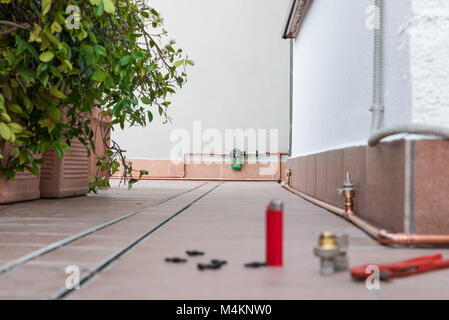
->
[40,139,90,198]
[0,144,40,204]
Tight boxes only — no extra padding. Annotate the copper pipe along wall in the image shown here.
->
[117,152,289,181]
[282,183,449,246]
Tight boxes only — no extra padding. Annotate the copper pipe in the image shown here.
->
[117,152,289,181]
[282,183,449,246]
[118,177,282,182]
[377,230,449,246]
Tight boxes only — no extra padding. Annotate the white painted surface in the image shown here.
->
[290,0,449,156]
[112,0,291,159]
[291,0,373,156]
[409,0,449,126]
[383,0,413,127]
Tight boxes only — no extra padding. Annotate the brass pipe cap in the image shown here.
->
[318,232,337,250]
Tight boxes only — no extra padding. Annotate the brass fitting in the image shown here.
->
[338,172,355,217]
[313,232,339,275]
[285,169,292,185]
[314,232,350,275]
[318,232,337,249]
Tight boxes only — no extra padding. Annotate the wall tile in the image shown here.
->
[289,157,306,192]
[366,140,405,233]
[343,146,367,219]
[326,149,344,207]
[315,152,327,201]
[305,155,316,197]
[414,140,449,234]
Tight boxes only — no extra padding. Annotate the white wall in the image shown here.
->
[291,0,416,156]
[113,0,292,159]
[409,0,449,126]
[291,0,373,156]
[383,0,413,127]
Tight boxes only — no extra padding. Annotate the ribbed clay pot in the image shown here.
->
[0,144,41,204]
[40,139,90,198]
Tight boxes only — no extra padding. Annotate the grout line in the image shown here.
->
[410,141,415,234]
[314,155,317,196]
[0,183,207,276]
[404,140,415,234]
[50,183,223,300]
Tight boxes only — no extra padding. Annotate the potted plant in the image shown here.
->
[0,0,193,200]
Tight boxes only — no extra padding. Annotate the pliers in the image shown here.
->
[351,254,449,280]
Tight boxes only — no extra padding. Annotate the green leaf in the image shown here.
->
[29,24,42,42]
[93,1,104,17]
[94,45,107,56]
[77,28,88,41]
[49,88,68,100]
[23,97,33,112]
[42,0,52,16]
[44,31,62,49]
[1,112,11,122]
[37,63,48,76]
[102,0,116,14]
[92,71,108,82]
[81,45,94,66]
[19,150,28,165]
[147,111,153,123]
[26,164,40,177]
[63,59,73,71]
[50,21,62,33]
[0,122,12,140]
[8,104,23,114]
[186,60,195,66]
[5,169,16,179]
[119,55,132,66]
[128,178,138,190]
[7,122,23,134]
[39,51,55,63]
[90,0,101,5]
[23,42,39,61]
[10,147,19,159]
[174,61,183,68]
[53,145,64,161]
[141,97,152,105]
[88,31,98,44]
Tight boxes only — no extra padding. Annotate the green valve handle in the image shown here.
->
[231,157,242,170]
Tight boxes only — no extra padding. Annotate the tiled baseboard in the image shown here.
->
[288,139,449,235]
[114,158,288,181]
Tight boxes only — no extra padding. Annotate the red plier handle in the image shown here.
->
[351,254,449,280]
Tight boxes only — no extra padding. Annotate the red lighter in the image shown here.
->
[266,199,283,266]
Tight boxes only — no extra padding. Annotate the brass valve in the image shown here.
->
[314,232,349,275]
[338,172,355,217]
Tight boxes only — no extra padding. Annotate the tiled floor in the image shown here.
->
[0,181,448,300]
